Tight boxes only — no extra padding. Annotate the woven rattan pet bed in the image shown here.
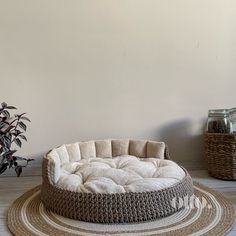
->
[41,139,194,223]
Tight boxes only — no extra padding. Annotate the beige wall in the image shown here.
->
[1,0,236,163]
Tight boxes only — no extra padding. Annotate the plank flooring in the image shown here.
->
[0,171,235,236]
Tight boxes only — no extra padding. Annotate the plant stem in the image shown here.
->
[11,118,20,144]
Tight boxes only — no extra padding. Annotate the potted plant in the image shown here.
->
[0,102,33,176]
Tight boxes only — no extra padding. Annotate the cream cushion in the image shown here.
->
[129,140,147,157]
[95,140,112,157]
[56,145,69,165]
[147,141,165,158]
[47,149,61,183]
[56,156,185,193]
[112,139,129,157]
[46,139,170,192]
[79,141,96,159]
[66,142,81,162]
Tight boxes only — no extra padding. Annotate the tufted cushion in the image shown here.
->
[46,139,168,185]
[79,141,96,159]
[95,140,112,158]
[66,142,81,162]
[147,141,165,159]
[112,139,129,157]
[129,140,147,158]
[56,155,185,193]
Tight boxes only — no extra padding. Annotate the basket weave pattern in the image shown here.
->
[205,133,236,180]
[41,147,194,223]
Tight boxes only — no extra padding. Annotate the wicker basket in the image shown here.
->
[204,132,236,180]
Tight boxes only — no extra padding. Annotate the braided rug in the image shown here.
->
[8,182,235,236]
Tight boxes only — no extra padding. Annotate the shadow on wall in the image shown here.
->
[158,119,205,162]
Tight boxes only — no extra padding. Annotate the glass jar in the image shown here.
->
[206,109,233,133]
[229,108,236,132]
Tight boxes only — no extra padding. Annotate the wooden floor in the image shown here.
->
[0,170,236,236]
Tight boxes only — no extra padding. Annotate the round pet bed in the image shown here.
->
[41,139,194,223]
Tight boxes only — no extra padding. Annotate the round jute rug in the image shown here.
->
[8,182,235,236]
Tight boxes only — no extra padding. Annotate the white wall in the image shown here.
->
[1,0,236,163]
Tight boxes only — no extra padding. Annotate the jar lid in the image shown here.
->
[208,109,229,118]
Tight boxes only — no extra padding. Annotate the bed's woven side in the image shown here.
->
[164,145,171,160]
[204,133,236,180]
[41,158,193,223]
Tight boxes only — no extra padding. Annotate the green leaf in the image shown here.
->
[15,166,22,177]
[0,155,6,165]
[19,135,27,141]
[18,121,27,131]
[14,138,22,147]
[20,116,31,122]
[0,163,8,174]
[2,110,10,118]
[2,136,11,149]
[6,106,17,109]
